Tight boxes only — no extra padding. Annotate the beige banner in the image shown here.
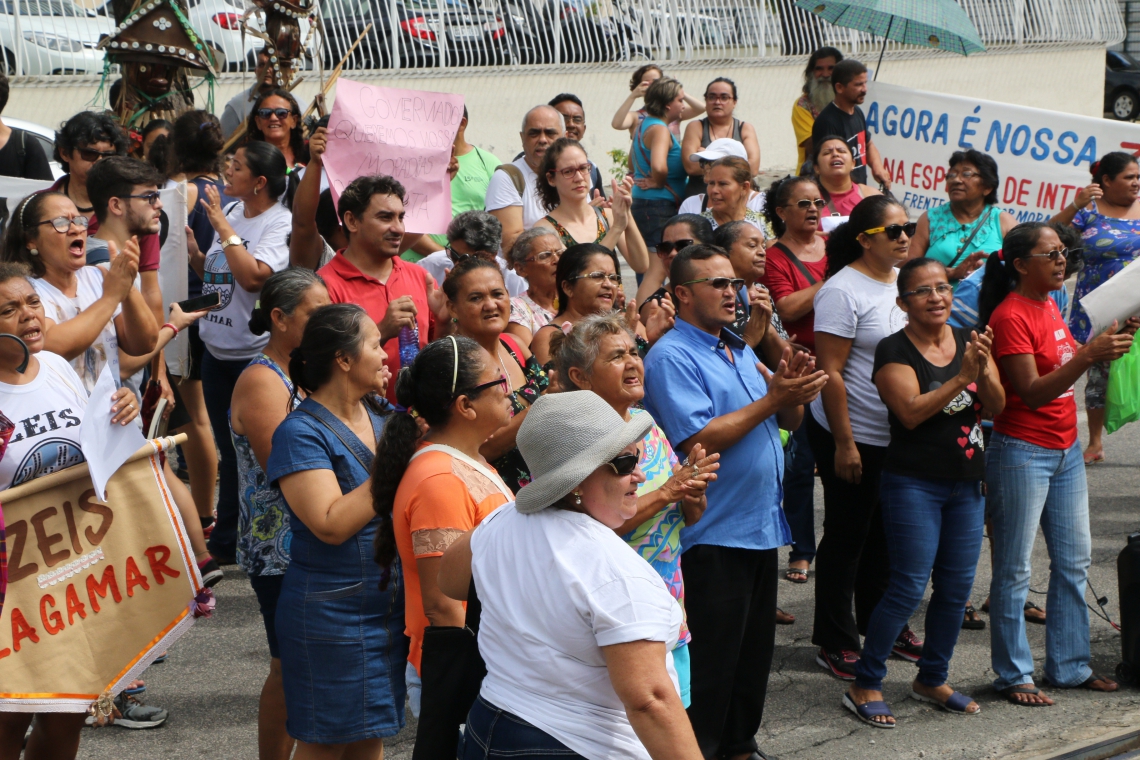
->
[0,436,202,712]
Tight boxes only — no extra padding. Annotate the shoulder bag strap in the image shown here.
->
[773,242,817,286]
[700,117,711,146]
[733,118,744,142]
[298,404,375,471]
[946,206,995,270]
[819,185,840,217]
[410,443,515,499]
[497,334,525,366]
[701,193,709,213]
[494,164,526,196]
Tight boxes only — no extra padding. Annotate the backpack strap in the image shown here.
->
[495,164,526,197]
[701,193,709,213]
[773,242,818,286]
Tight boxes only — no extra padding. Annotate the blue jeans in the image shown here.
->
[987,433,1092,691]
[631,198,679,253]
[201,350,252,559]
[784,423,817,564]
[460,696,584,759]
[854,472,984,691]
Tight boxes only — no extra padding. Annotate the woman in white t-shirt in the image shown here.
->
[807,196,925,685]
[438,392,700,760]
[0,261,140,759]
[190,141,292,565]
[0,192,156,394]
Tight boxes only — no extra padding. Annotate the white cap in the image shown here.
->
[689,137,748,164]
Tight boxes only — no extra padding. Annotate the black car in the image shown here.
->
[320,0,523,69]
[500,0,648,64]
[1106,50,1140,120]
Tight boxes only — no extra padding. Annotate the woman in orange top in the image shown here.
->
[372,335,514,737]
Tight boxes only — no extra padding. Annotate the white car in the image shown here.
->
[186,0,314,72]
[0,0,110,75]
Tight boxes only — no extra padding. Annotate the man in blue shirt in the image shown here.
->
[644,244,827,760]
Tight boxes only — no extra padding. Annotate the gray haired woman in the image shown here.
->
[553,313,718,708]
[506,227,563,346]
[438,391,703,760]
[418,210,528,296]
[229,267,330,760]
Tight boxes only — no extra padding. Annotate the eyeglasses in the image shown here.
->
[446,246,495,264]
[551,162,592,180]
[34,215,89,233]
[705,93,735,102]
[525,249,562,264]
[901,283,953,299]
[862,222,917,240]
[606,453,640,476]
[562,115,585,125]
[255,107,293,120]
[656,239,695,256]
[121,191,161,207]
[77,147,116,163]
[1027,248,1069,261]
[570,271,622,284]
[786,198,827,210]
[679,276,745,292]
[458,374,510,398]
[945,170,980,181]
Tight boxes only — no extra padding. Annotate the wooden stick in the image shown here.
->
[302,23,372,121]
[222,75,305,152]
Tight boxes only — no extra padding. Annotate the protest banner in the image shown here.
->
[865,82,1140,222]
[158,182,190,377]
[323,79,464,234]
[0,435,203,713]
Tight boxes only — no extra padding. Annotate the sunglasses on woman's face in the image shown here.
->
[863,222,917,241]
[607,453,639,476]
[255,107,293,120]
[786,198,827,210]
[570,271,622,284]
[656,239,695,256]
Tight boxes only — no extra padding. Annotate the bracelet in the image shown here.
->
[162,322,179,336]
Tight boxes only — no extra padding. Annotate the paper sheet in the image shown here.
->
[1077,258,1140,337]
[79,364,146,500]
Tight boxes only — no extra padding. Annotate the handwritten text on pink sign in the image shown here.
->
[324,80,464,233]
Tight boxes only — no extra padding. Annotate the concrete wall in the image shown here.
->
[5,46,1105,174]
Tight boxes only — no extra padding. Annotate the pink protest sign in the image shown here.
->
[323,79,464,234]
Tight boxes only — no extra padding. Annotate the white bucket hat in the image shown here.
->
[515,391,652,515]
[689,137,748,164]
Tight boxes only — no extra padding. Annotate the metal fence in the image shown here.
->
[0,0,1126,76]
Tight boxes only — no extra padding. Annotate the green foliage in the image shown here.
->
[608,148,629,180]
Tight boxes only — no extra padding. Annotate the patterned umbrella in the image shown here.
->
[794,0,986,78]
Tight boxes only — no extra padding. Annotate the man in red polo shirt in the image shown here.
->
[318,174,448,400]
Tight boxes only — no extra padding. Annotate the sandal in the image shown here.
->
[785,566,809,584]
[1024,601,1046,625]
[842,692,895,728]
[1047,673,1118,692]
[776,607,795,625]
[1000,684,1053,706]
[911,689,980,715]
[1084,450,1106,465]
[962,602,985,630]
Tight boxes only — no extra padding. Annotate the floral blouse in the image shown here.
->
[1070,204,1140,342]
[491,336,550,492]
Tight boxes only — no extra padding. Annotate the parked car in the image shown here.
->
[500,0,648,64]
[1106,50,1140,121]
[319,0,518,69]
[0,0,110,75]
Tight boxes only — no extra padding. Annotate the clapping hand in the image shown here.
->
[758,346,828,409]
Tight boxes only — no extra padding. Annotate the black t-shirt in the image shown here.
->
[811,103,870,185]
[872,327,985,480]
[0,128,53,181]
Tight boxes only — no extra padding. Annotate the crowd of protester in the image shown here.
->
[0,41,1133,760]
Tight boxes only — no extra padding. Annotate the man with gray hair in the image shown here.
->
[416,210,527,296]
[484,104,564,254]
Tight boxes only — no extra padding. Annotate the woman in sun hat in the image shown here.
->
[437,390,701,760]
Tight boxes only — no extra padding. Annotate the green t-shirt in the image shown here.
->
[428,145,502,246]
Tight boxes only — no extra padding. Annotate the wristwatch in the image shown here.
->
[220,234,242,249]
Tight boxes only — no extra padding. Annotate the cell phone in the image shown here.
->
[176,292,221,312]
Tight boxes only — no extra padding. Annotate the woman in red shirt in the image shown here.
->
[978,222,1135,706]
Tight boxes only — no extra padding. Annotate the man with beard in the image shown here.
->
[317,174,449,402]
[793,46,842,172]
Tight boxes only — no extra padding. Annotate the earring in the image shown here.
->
[254,186,259,195]
[28,248,37,256]
[451,317,458,324]
[573,491,582,506]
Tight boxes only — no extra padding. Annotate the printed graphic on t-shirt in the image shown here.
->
[203,240,247,310]
[851,131,867,171]
[943,387,972,415]
[1056,335,1075,398]
[7,404,85,486]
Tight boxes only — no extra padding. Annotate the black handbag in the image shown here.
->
[411,580,486,760]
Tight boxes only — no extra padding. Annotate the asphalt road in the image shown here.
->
[75,377,1140,760]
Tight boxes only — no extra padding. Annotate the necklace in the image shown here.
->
[495,343,514,388]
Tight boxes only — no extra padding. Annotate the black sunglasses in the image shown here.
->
[77,147,117,162]
[863,222,917,241]
[657,239,695,256]
[446,245,495,264]
[255,107,293,120]
[607,453,639,476]
[121,191,161,207]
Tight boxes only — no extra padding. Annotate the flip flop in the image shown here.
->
[962,602,985,630]
[911,689,980,715]
[842,692,896,728]
[1024,601,1046,625]
[1084,451,1105,465]
[785,566,809,584]
[1000,684,1052,706]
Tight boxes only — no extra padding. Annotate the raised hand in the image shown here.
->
[103,238,138,303]
[1072,183,1103,210]
[641,295,675,344]
[308,126,328,165]
[757,346,827,409]
[1082,320,1133,363]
